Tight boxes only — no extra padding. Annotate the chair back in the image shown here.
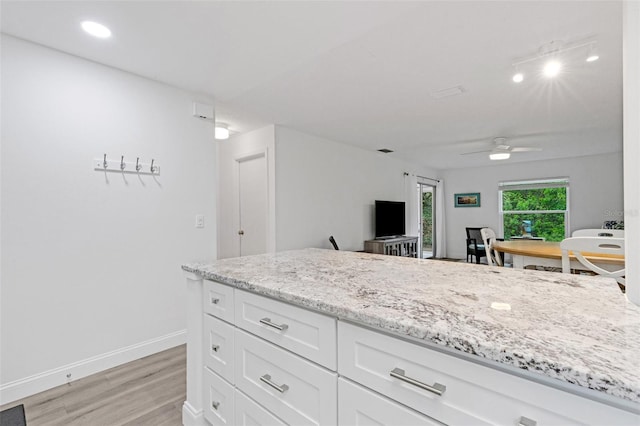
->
[480,228,503,266]
[465,227,484,244]
[329,236,339,250]
[560,237,625,287]
[572,229,625,238]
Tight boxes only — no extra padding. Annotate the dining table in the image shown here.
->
[491,239,625,271]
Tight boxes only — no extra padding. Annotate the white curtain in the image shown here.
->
[434,179,447,258]
[405,174,419,238]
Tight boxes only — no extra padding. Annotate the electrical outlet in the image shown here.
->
[195,215,205,228]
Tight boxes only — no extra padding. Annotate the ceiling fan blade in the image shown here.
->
[511,147,542,152]
[460,149,492,155]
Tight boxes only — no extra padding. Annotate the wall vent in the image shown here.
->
[193,102,214,120]
[378,148,394,153]
[430,85,465,99]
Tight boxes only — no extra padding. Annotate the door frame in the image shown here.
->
[417,181,437,259]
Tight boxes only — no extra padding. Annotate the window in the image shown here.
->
[499,178,569,242]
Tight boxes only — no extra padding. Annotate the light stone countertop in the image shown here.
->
[183,248,640,404]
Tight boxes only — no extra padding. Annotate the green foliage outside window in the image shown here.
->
[502,188,567,242]
[422,191,433,248]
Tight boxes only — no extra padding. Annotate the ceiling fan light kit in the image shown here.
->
[511,38,598,83]
[489,152,511,160]
[460,137,542,161]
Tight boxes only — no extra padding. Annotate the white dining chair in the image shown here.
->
[480,227,503,267]
[572,229,625,238]
[560,237,625,288]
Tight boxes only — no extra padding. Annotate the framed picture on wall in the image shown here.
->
[454,192,481,207]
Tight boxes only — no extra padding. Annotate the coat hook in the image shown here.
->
[150,159,156,173]
[136,157,142,172]
[103,153,108,169]
[120,155,126,171]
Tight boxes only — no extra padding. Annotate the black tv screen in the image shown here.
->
[375,200,405,238]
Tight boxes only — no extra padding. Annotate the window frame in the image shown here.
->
[498,177,570,240]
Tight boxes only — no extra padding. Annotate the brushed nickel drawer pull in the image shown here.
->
[390,368,446,396]
[518,417,537,426]
[211,344,220,352]
[260,374,289,393]
[259,317,288,331]
[211,401,220,410]
[211,297,220,304]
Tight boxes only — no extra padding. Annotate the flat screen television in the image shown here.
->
[375,200,405,239]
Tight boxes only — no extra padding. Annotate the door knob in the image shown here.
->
[238,230,244,235]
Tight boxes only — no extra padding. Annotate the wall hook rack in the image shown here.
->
[94,154,160,175]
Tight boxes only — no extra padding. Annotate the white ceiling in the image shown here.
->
[1,1,623,170]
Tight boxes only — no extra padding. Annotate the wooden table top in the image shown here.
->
[492,240,625,265]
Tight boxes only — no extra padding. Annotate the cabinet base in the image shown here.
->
[182,401,207,426]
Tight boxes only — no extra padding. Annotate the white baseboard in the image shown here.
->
[182,401,206,426]
[0,329,186,405]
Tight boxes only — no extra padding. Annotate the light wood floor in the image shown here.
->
[1,344,185,426]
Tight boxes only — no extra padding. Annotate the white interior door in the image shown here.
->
[238,154,267,256]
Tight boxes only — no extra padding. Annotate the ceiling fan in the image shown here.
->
[460,137,542,160]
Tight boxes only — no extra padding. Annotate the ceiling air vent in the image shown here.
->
[430,85,465,99]
[378,148,394,153]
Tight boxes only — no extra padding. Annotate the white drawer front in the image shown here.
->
[338,322,639,426]
[204,280,234,323]
[204,314,235,383]
[338,378,441,426]
[234,389,287,426]
[235,289,337,369]
[203,367,235,426]
[235,329,337,426]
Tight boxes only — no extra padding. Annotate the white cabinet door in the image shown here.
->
[235,329,337,426]
[203,367,235,426]
[204,314,235,383]
[338,378,441,426]
[234,389,287,426]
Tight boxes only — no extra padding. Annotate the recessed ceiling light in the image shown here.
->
[512,73,524,83]
[214,123,230,140]
[543,60,562,77]
[81,21,112,38]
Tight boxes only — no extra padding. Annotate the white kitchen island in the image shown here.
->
[182,248,640,425]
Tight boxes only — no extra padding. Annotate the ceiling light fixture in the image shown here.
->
[543,60,562,77]
[81,21,111,38]
[214,123,230,140]
[510,38,598,82]
[586,44,599,62]
[489,152,510,161]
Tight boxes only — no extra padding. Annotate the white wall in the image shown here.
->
[0,36,216,402]
[274,126,437,252]
[216,125,276,259]
[441,153,623,259]
[623,1,640,304]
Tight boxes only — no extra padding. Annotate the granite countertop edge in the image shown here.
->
[182,262,640,405]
